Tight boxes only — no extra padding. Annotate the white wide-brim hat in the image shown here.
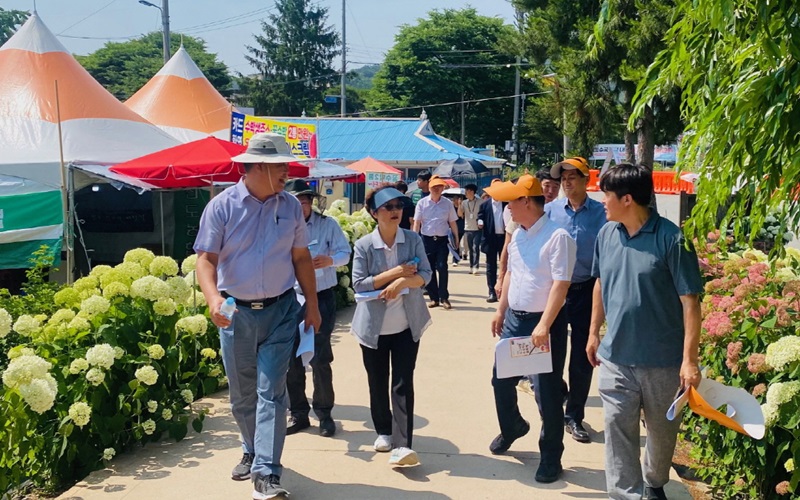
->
[232,132,303,164]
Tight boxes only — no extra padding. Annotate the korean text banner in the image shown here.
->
[231,112,317,159]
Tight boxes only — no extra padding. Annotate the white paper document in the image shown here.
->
[495,336,553,379]
[297,321,315,368]
[354,288,410,303]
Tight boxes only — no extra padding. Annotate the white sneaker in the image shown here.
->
[374,435,392,452]
[471,268,477,275]
[388,447,419,466]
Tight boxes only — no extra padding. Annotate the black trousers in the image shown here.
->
[360,329,420,448]
[484,233,504,295]
[287,288,336,420]
[564,279,596,424]
[422,235,450,302]
[465,230,482,268]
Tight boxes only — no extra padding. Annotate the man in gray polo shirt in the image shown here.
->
[195,133,321,500]
[587,164,702,500]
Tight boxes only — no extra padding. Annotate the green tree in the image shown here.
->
[77,33,231,101]
[241,0,340,116]
[367,8,520,148]
[0,8,29,46]
[634,0,800,250]
[347,64,381,90]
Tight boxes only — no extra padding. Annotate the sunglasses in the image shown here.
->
[380,202,405,212]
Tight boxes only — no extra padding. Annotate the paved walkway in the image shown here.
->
[59,265,692,500]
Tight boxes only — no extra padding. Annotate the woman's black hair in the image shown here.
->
[365,185,398,220]
[599,163,653,207]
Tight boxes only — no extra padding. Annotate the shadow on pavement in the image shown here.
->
[283,470,452,500]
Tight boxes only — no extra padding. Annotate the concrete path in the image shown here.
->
[59,265,692,500]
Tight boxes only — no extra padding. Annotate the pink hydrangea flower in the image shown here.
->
[703,311,733,338]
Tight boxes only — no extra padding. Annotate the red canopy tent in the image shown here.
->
[345,156,402,183]
[109,137,312,188]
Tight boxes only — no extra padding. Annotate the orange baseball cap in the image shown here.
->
[482,174,543,201]
[551,157,590,178]
[428,175,449,189]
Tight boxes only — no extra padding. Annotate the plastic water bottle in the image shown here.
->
[220,297,236,319]
[406,257,420,266]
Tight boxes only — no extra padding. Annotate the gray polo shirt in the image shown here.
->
[591,211,702,367]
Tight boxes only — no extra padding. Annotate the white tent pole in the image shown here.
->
[160,192,166,255]
[55,80,72,284]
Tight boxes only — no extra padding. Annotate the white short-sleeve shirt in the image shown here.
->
[507,215,576,313]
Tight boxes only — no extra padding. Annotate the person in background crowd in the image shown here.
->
[284,180,352,439]
[459,183,482,275]
[478,179,505,303]
[194,133,321,500]
[413,175,459,309]
[351,186,433,467]
[496,170,561,298]
[485,174,576,484]
[587,164,702,500]
[409,171,431,206]
[395,181,415,230]
[548,157,607,444]
[444,188,466,265]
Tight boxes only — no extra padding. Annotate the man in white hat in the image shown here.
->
[194,132,321,499]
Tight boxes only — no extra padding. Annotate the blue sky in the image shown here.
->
[5,0,517,73]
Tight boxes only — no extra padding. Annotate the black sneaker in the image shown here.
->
[319,417,336,437]
[286,415,310,435]
[231,453,254,481]
[489,419,530,455]
[534,462,563,483]
[644,486,668,500]
[252,474,289,499]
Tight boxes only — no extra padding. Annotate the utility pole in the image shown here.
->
[340,0,347,117]
[461,91,466,145]
[511,7,523,163]
[161,0,170,65]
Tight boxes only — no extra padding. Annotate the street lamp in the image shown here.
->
[138,0,170,65]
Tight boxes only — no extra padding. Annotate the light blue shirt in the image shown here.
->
[305,211,351,292]
[545,196,606,283]
[194,180,307,300]
[414,196,457,237]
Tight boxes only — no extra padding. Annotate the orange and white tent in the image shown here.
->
[0,13,180,188]
[125,45,234,143]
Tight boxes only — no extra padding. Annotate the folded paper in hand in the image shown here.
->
[495,336,552,379]
[354,288,410,303]
[666,378,765,439]
[296,321,315,368]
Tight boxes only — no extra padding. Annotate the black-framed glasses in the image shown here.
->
[380,202,404,212]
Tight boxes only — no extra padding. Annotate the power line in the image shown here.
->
[57,0,120,35]
[342,91,553,117]
[58,33,139,41]
[175,6,274,32]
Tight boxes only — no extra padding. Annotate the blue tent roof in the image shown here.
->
[276,118,505,167]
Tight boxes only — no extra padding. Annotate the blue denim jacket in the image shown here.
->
[351,228,433,349]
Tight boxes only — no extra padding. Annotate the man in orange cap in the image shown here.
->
[484,174,576,484]
[413,175,459,309]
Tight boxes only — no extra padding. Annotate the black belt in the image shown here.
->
[221,289,292,310]
[569,278,596,291]
[510,309,542,319]
[422,234,447,241]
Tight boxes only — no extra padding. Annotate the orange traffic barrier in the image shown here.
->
[585,169,694,194]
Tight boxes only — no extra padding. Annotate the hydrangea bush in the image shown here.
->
[324,199,376,309]
[0,249,223,495]
[688,238,800,498]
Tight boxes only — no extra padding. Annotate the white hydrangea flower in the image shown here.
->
[103,447,116,461]
[73,276,99,292]
[12,315,41,337]
[183,270,198,289]
[209,367,222,377]
[147,344,166,360]
[166,276,192,303]
[766,336,800,371]
[68,401,92,427]
[346,287,355,303]
[766,381,800,407]
[175,315,208,336]
[200,348,217,360]
[2,354,52,388]
[115,261,147,282]
[338,275,350,288]
[7,346,35,360]
[86,344,115,369]
[0,308,11,338]
[742,249,768,262]
[180,389,194,404]
[102,281,130,299]
[153,298,177,317]
[68,316,91,332]
[69,358,89,374]
[149,256,179,277]
[85,367,105,386]
[130,276,171,301]
[80,295,110,317]
[124,248,156,269]
[18,375,57,414]
[161,408,173,420]
[113,346,125,359]
[48,309,76,326]
[185,290,207,308]
[762,402,780,427]
[775,267,797,282]
[336,265,349,273]
[142,419,156,435]
[147,400,158,413]
[89,264,113,278]
[135,365,159,386]
[53,288,81,308]
[181,254,198,275]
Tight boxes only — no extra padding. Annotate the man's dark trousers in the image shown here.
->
[484,233,503,295]
[564,279,595,425]
[492,307,568,466]
[287,287,336,420]
[465,229,482,269]
[423,235,450,302]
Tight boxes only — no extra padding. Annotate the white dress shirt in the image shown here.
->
[492,200,505,234]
